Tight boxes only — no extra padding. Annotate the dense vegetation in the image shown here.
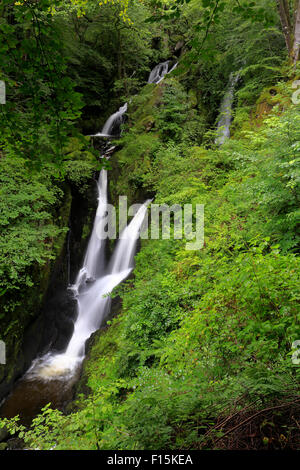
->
[0,0,299,450]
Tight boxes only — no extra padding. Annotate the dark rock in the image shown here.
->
[175,40,184,51]
[0,426,8,443]
[0,178,97,405]
[6,438,24,450]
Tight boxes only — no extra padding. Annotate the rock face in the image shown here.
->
[175,40,184,52]
[0,179,97,404]
[0,426,8,442]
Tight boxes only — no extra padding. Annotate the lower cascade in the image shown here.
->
[25,168,150,381]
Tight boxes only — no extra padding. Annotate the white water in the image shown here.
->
[26,171,149,381]
[215,72,240,145]
[148,60,177,84]
[65,268,132,359]
[148,61,169,84]
[75,169,108,287]
[109,202,151,274]
[93,103,128,137]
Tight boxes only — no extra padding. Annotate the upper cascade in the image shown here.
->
[148,60,178,84]
[92,59,179,139]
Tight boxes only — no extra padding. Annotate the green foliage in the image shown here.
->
[0,155,63,295]
[63,137,99,189]
[0,0,84,167]
[0,134,98,299]
[7,71,299,449]
[52,0,166,134]
[1,0,299,452]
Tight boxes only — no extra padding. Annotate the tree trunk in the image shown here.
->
[277,0,300,63]
[277,0,293,55]
[292,0,300,63]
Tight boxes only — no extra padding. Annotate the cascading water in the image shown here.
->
[215,72,240,145]
[93,103,128,137]
[148,60,177,84]
[24,170,149,381]
[109,202,150,274]
[92,60,178,139]
[72,169,108,291]
[64,202,150,361]
[148,60,170,84]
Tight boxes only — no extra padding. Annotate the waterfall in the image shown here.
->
[148,60,178,84]
[26,171,149,380]
[72,169,108,291]
[64,269,131,360]
[109,203,150,274]
[16,59,176,383]
[215,72,240,145]
[93,103,128,137]
[92,60,179,139]
[148,61,170,84]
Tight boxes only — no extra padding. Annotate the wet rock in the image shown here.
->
[0,426,8,442]
[6,438,24,450]
[175,40,184,51]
